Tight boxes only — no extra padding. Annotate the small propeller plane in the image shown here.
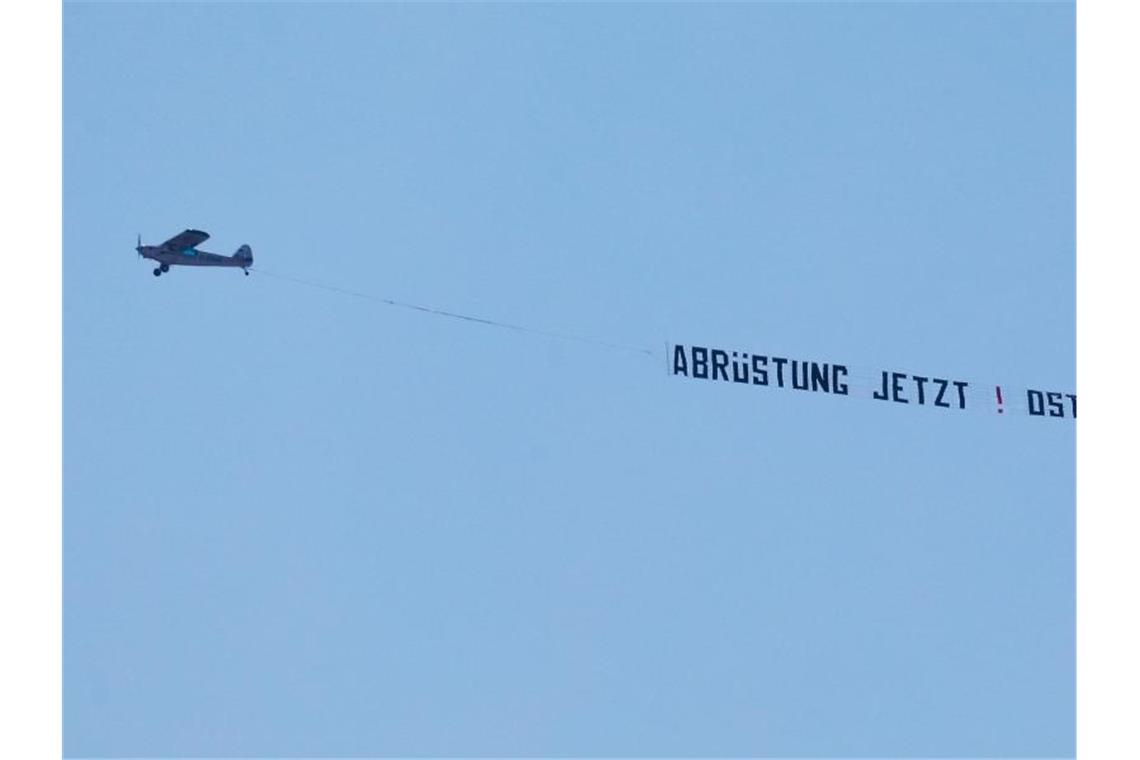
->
[136,229,253,277]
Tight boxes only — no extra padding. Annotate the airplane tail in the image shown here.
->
[233,244,253,265]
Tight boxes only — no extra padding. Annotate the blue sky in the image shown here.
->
[64,2,1074,757]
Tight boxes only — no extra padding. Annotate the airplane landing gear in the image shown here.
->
[153,267,162,277]
[160,263,170,272]
[243,269,249,276]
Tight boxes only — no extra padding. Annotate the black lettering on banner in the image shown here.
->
[711,349,730,381]
[670,341,1073,421]
[891,372,908,403]
[731,352,750,384]
[791,360,809,390]
[833,365,849,395]
[751,355,769,385]
[913,375,928,405]
[771,357,788,388]
[1026,388,1076,419]
[692,346,709,379]
[873,371,889,401]
[672,344,688,376]
[954,381,968,410]
[1047,391,1064,417]
[811,363,830,393]
[933,379,950,408]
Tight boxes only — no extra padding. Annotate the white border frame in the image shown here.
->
[0,1,62,759]
[1077,1,1140,759]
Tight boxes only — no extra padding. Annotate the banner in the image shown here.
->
[669,343,1075,419]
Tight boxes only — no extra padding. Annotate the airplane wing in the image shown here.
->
[160,229,210,250]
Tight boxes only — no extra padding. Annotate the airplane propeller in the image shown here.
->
[136,233,141,258]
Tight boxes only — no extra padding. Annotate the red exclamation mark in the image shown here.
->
[995,385,1005,414]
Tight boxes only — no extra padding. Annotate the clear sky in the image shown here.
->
[63,2,1074,757]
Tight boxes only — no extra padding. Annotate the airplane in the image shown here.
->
[136,229,253,277]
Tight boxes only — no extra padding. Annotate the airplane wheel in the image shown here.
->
[244,270,249,276]
[153,268,162,277]
[160,263,170,272]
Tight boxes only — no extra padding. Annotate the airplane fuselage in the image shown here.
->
[139,245,246,269]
